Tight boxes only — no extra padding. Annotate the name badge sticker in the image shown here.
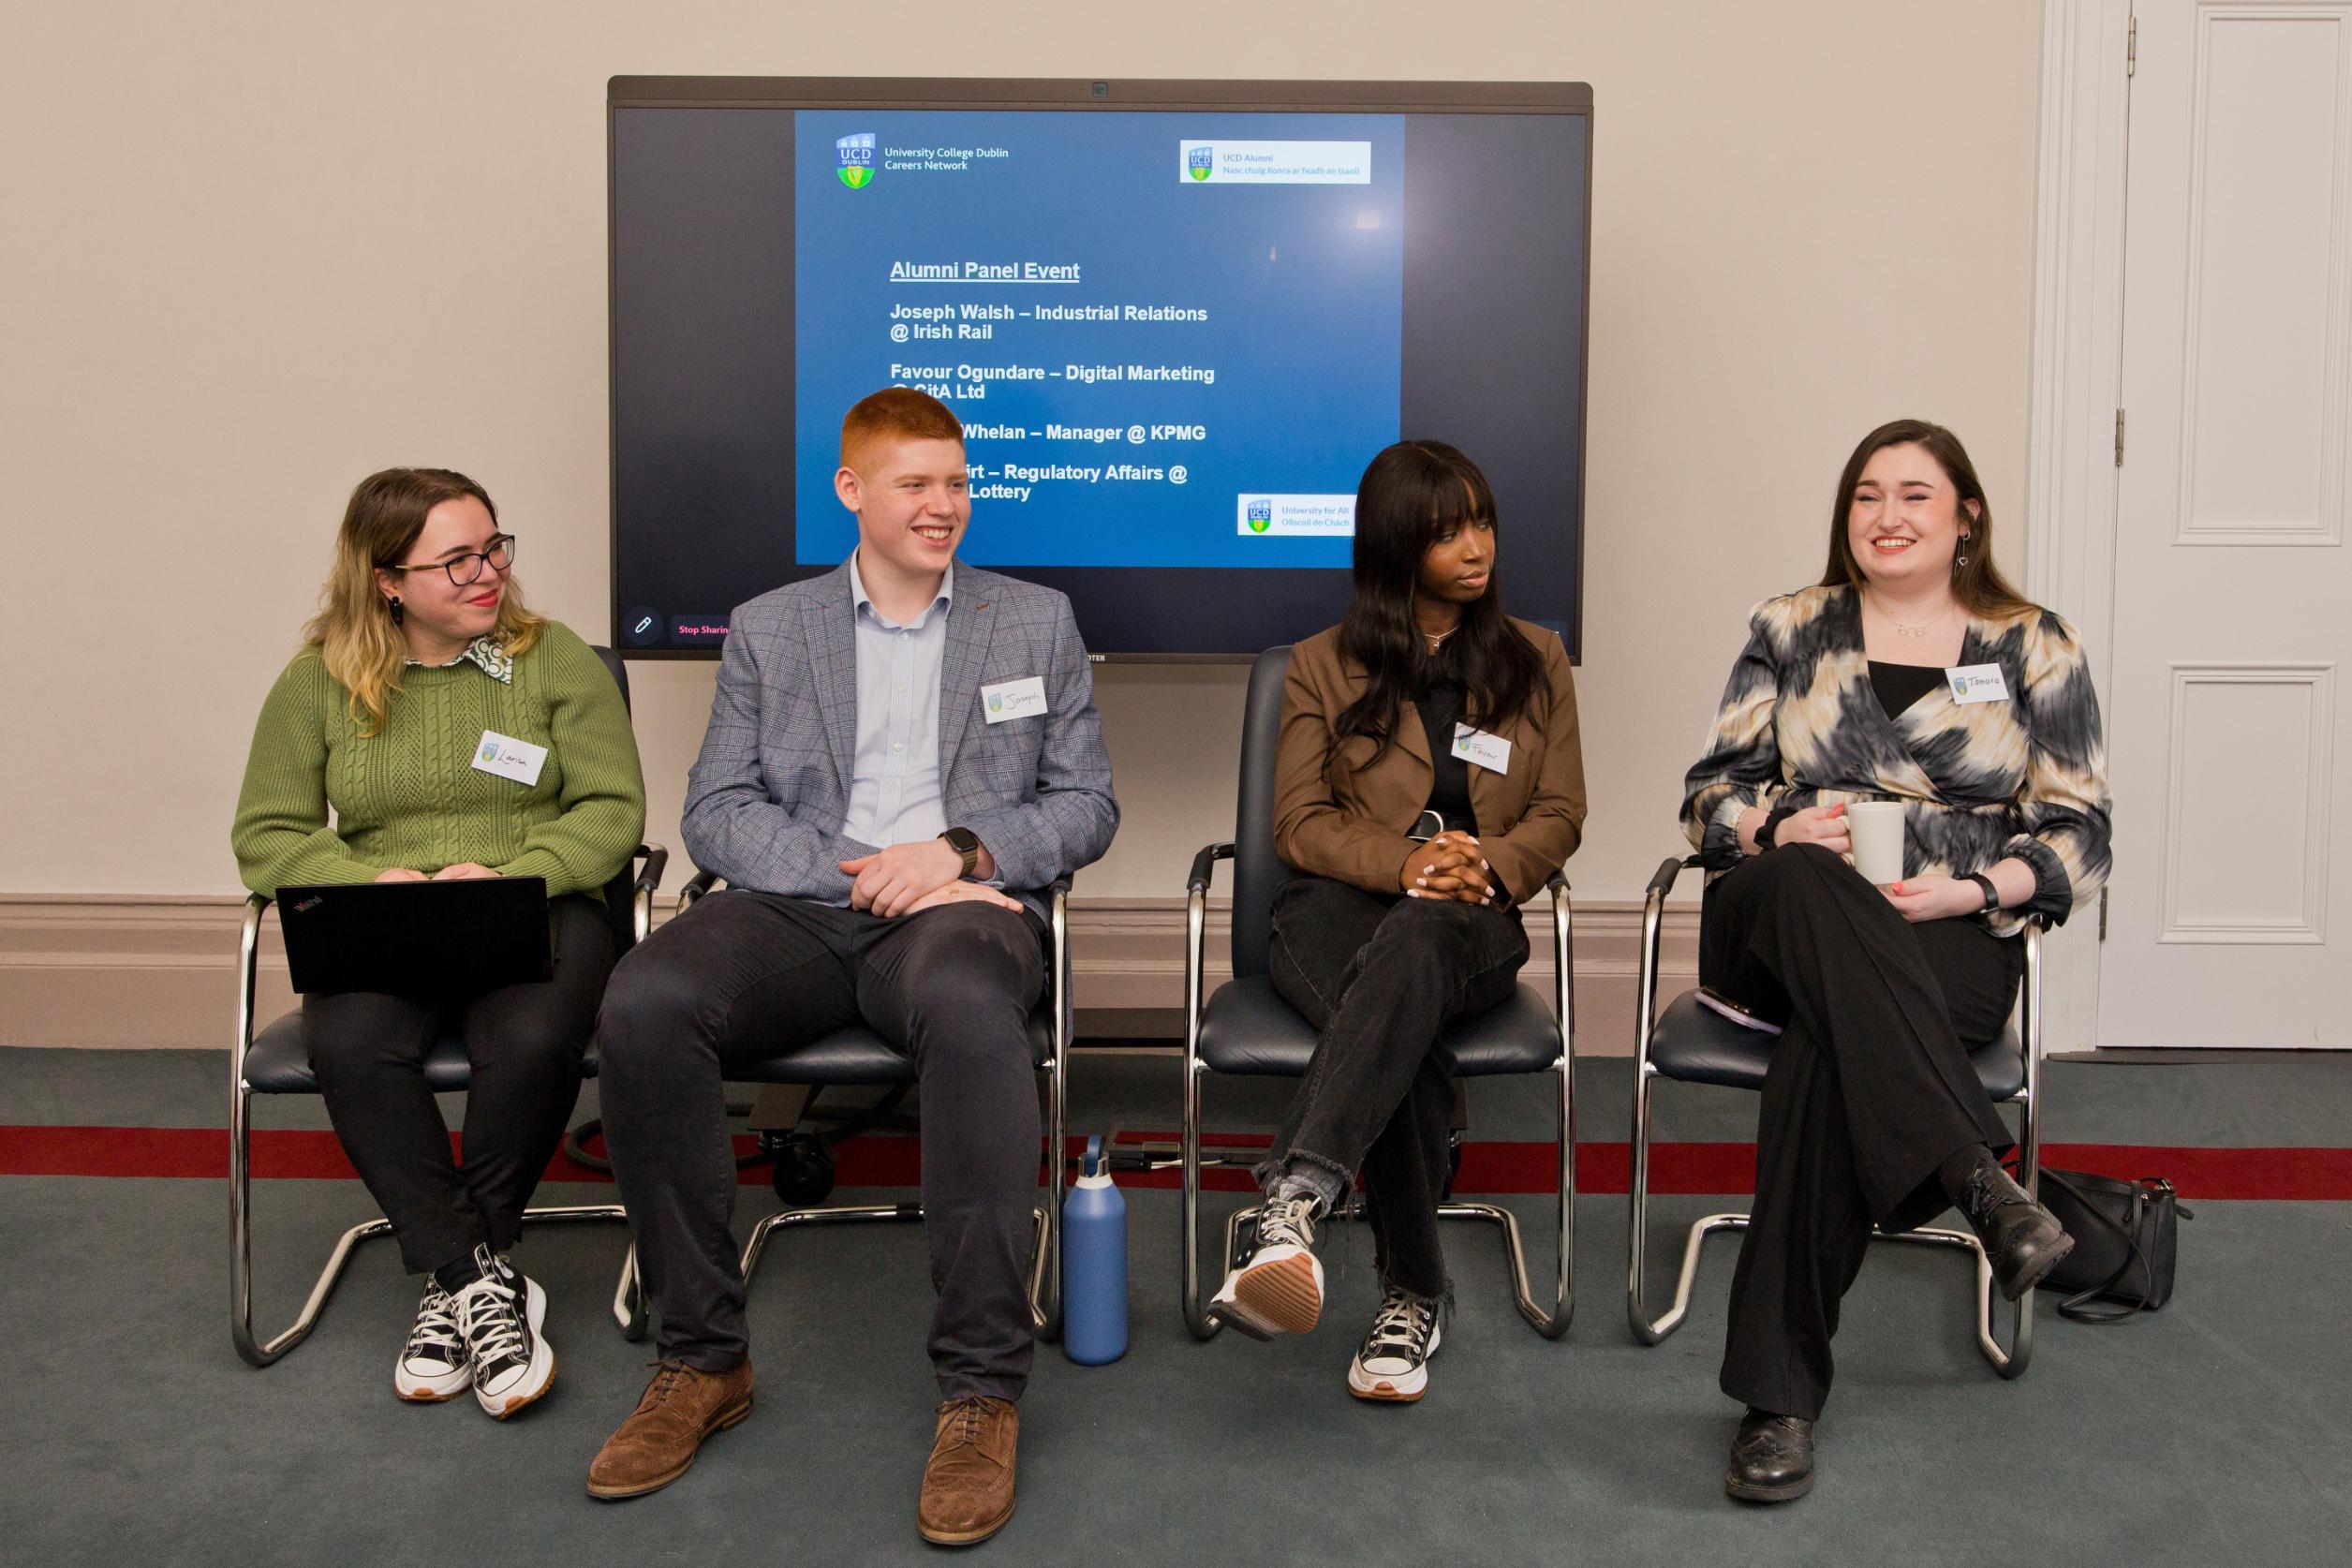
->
[1450,724,1513,773]
[1945,664,2013,705]
[471,730,548,786]
[981,675,1048,724]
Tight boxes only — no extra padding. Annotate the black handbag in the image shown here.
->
[2034,1168,2192,1322]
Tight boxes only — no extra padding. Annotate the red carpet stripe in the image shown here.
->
[4,1126,2349,1200]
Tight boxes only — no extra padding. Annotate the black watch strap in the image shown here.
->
[1965,871,2001,912]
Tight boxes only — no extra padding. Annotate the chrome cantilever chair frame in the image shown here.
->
[1180,850,1577,1340]
[613,869,1071,1342]
[1624,853,2045,1379]
[230,845,668,1368]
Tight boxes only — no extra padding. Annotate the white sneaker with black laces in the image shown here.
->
[1347,1289,1442,1402]
[1207,1194,1324,1339]
[394,1280,471,1402]
[450,1245,554,1418]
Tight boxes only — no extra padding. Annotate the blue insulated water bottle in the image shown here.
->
[1061,1135,1129,1364]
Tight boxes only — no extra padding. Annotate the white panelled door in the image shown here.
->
[2102,0,2352,1045]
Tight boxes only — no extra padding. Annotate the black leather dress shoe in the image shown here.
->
[1725,1409,1815,1503]
[1954,1154,2075,1301]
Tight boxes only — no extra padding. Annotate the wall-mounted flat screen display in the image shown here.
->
[610,77,1591,658]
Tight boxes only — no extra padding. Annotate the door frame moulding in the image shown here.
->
[2024,0,2136,1050]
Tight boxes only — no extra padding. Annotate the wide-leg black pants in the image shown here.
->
[301,894,614,1276]
[1261,877,1530,1301]
[1700,845,2023,1421]
[593,890,1046,1402]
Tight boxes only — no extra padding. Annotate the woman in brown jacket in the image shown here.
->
[1207,440,1586,1402]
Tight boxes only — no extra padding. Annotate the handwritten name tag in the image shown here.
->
[982,676,1047,724]
[471,730,548,786]
[1450,724,1512,773]
[1945,664,2012,705]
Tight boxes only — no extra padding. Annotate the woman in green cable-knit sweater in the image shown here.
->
[231,466,645,1418]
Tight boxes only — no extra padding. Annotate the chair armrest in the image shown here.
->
[1187,842,1234,895]
[1645,855,1693,905]
[677,867,721,912]
[632,844,670,897]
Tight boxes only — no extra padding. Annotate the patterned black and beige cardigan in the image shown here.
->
[1680,584,2112,936]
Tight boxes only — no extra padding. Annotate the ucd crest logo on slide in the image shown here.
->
[1246,499,1273,533]
[1187,145,1214,181]
[836,133,876,189]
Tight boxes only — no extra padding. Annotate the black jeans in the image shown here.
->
[301,894,614,1276]
[594,890,1047,1402]
[1701,844,2024,1421]
[1261,876,1530,1301]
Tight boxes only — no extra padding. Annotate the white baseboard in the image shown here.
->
[0,894,1701,1056]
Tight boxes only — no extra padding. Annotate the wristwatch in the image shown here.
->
[1964,871,2001,913]
[939,826,983,879]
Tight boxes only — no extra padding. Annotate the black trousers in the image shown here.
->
[1262,877,1530,1301]
[301,894,614,1276]
[1701,844,2023,1421]
[594,890,1047,1401]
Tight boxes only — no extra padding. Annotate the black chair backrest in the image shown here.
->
[588,644,639,951]
[1230,646,1297,978]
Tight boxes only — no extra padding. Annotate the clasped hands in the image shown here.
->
[839,838,1021,919]
[1398,830,1499,906]
[376,863,498,883]
[1767,803,1987,923]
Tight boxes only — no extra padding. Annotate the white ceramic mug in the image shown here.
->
[1844,800,1907,886]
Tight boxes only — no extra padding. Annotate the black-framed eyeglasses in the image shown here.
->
[385,533,517,587]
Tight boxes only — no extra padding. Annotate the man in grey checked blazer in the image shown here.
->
[588,390,1117,1543]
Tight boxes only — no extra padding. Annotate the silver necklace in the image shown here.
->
[1867,592,1952,639]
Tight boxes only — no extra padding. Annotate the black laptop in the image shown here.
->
[277,877,552,995]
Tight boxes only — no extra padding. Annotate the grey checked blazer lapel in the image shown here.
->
[803,564,860,790]
[937,586,996,778]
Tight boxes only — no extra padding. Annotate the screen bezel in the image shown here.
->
[606,75,1594,662]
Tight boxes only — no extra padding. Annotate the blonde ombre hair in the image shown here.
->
[303,467,545,733]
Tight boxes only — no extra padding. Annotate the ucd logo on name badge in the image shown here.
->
[1187,145,1214,181]
[836,132,876,188]
[1246,499,1273,533]
[479,741,500,762]
[986,692,1003,714]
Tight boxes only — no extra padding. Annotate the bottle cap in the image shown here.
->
[1084,1134,1103,1178]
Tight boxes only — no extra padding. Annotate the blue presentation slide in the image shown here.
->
[793,111,1405,568]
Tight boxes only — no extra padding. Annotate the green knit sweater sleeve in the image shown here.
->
[491,624,648,897]
[231,653,382,896]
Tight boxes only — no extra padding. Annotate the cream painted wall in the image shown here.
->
[0,0,2044,903]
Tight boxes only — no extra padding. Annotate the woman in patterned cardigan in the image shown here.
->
[1679,419,2112,1504]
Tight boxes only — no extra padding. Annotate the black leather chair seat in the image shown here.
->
[1647,990,2025,1100]
[1197,976,1561,1077]
[243,1013,611,1094]
[729,1008,1055,1088]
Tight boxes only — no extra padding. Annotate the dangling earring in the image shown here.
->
[388,595,405,627]
[1954,534,1972,571]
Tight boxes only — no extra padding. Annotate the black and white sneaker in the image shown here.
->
[394,1280,471,1402]
[450,1244,554,1418]
[1206,1194,1324,1339]
[1347,1289,1442,1402]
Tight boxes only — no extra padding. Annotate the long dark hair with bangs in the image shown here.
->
[1333,440,1546,753]
[1819,419,2035,618]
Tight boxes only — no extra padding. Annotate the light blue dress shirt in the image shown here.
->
[840,551,951,850]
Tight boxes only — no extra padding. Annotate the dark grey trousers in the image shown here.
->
[1262,876,1530,1301]
[593,889,1046,1401]
[1701,844,2023,1421]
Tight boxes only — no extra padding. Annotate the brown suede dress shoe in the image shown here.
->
[918,1396,1019,1546]
[586,1359,754,1500]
